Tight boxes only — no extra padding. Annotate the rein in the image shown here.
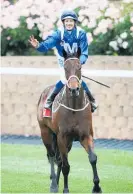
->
[52,86,89,113]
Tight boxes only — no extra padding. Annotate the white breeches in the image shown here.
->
[57,54,67,84]
[59,67,67,84]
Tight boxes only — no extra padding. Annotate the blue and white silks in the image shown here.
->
[37,27,88,83]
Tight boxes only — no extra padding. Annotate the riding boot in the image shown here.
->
[86,92,98,113]
[82,81,98,113]
[44,81,65,109]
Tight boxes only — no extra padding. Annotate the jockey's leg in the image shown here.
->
[44,81,65,109]
[81,80,98,112]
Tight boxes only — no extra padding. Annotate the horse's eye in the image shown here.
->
[77,64,81,70]
[64,68,69,73]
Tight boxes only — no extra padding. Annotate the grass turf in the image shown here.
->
[1,143,133,193]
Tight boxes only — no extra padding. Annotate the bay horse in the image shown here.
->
[37,51,102,193]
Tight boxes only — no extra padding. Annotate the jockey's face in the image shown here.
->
[64,18,75,31]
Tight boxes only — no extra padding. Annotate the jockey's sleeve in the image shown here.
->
[79,31,89,65]
[36,30,60,52]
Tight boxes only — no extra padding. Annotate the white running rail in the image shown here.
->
[0,67,133,77]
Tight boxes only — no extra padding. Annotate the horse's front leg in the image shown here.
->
[57,133,70,194]
[81,135,102,193]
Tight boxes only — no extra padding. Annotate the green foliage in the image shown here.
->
[1,1,133,56]
[89,30,115,55]
[121,2,133,16]
[89,15,133,56]
[114,16,133,55]
[1,16,54,56]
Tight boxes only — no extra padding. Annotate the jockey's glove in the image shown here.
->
[80,55,87,65]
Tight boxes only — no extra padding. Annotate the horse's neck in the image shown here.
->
[64,87,85,109]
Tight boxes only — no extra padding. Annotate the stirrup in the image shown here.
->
[44,102,52,109]
[91,102,98,113]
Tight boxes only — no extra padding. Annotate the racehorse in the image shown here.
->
[37,50,102,193]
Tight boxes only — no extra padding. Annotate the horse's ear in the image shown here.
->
[77,47,81,58]
[63,47,81,59]
[62,49,67,59]
[73,47,81,58]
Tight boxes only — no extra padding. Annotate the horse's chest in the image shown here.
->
[60,111,88,129]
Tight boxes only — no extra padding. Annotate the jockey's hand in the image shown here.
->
[28,35,39,48]
[80,55,87,65]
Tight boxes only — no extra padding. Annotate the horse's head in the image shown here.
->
[63,49,82,97]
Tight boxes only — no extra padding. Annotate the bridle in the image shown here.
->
[52,58,89,112]
[64,58,81,91]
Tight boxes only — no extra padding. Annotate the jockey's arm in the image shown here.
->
[36,30,60,52]
[79,31,89,65]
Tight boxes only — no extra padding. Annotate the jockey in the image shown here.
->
[29,10,98,112]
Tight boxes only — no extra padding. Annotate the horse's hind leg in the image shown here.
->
[52,133,62,186]
[56,142,72,186]
[56,161,62,186]
[49,155,58,193]
[57,133,70,194]
[40,124,58,193]
[81,135,102,193]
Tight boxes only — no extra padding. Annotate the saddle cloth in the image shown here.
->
[43,96,52,118]
[42,87,64,118]
[43,108,51,117]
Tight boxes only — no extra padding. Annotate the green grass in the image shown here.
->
[1,143,133,193]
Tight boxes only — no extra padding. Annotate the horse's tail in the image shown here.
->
[52,133,72,165]
[46,133,61,165]
[52,133,61,165]
[46,132,57,163]
[47,133,72,164]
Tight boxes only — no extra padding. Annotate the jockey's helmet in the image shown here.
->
[61,10,78,22]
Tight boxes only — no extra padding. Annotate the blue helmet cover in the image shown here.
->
[61,10,78,21]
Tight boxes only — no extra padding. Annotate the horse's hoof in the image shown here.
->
[92,186,102,193]
[63,188,69,193]
[50,175,52,179]
[50,187,58,193]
